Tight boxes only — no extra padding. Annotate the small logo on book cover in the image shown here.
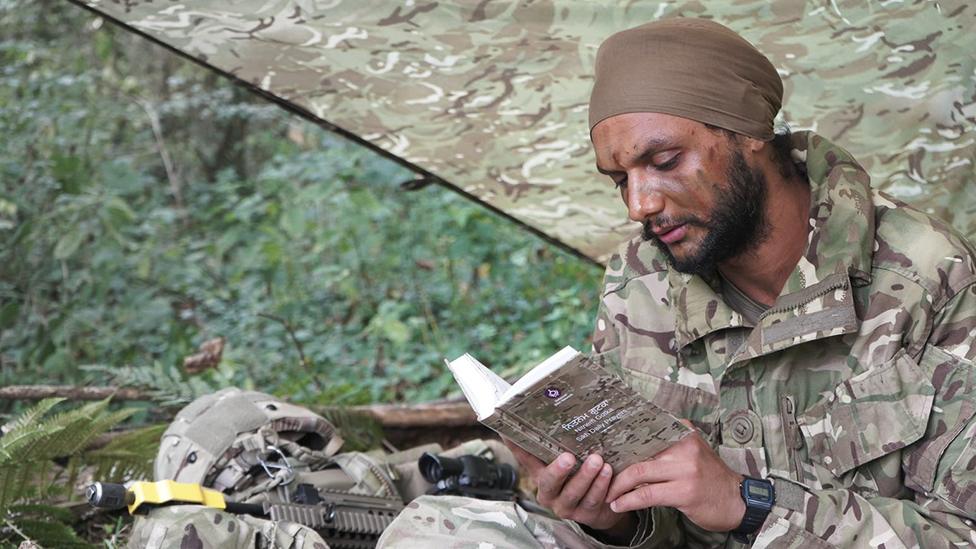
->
[544,387,562,399]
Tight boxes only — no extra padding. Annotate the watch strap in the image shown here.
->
[732,504,767,536]
[731,477,774,541]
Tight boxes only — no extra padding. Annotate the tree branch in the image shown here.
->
[257,312,325,393]
[136,97,186,222]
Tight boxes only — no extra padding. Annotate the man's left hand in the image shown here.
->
[605,421,746,532]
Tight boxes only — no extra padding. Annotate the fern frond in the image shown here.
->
[1,398,65,435]
[0,418,87,510]
[319,407,384,453]
[40,399,111,433]
[57,408,137,458]
[5,400,131,463]
[0,425,55,464]
[83,362,217,407]
[0,399,145,515]
[84,424,165,482]
[0,465,36,516]
[0,399,84,464]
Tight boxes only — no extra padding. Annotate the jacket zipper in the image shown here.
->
[779,394,805,481]
[758,276,849,320]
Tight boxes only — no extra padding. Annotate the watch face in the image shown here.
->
[742,478,775,509]
[747,483,771,500]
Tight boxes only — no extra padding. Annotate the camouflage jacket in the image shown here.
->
[590,131,976,548]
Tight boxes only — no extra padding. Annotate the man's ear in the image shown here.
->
[740,136,773,166]
[743,136,766,154]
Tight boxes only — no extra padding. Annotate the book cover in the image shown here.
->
[450,349,691,472]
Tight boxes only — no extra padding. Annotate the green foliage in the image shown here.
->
[318,408,386,453]
[0,398,159,547]
[0,0,602,406]
[0,1,605,545]
[85,424,166,483]
[81,362,229,407]
[6,505,93,548]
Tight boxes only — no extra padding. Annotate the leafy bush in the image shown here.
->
[0,0,602,405]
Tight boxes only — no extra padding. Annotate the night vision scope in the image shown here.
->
[418,452,518,501]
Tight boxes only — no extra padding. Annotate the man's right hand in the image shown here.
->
[505,441,637,539]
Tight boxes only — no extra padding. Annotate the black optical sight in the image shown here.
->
[418,452,518,501]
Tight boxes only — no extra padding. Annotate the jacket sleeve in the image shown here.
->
[753,284,976,548]
[582,294,699,549]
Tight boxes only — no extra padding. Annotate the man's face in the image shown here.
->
[592,112,769,275]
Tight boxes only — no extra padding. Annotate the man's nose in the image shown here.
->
[625,180,666,223]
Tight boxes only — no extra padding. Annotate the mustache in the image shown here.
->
[641,217,706,241]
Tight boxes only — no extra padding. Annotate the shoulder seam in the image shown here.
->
[933,274,976,314]
[870,264,928,288]
[603,270,669,298]
[871,265,976,312]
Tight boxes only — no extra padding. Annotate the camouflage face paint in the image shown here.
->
[641,147,770,275]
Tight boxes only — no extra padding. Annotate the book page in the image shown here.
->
[500,346,578,404]
[446,354,511,420]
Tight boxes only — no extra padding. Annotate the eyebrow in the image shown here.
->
[596,136,677,175]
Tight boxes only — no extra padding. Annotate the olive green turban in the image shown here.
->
[588,18,783,141]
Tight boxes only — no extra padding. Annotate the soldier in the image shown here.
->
[380,18,976,548]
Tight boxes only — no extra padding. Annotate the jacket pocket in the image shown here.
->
[617,367,720,437]
[798,349,936,478]
[902,345,976,510]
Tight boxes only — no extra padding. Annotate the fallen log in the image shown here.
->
[0,385,149,401]
[333,401,476,428]
[0,385,486,455]
[0,385,479,429]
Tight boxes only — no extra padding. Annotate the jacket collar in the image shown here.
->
[672,131,874,352]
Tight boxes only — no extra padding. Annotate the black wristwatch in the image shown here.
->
[730,476,775,542]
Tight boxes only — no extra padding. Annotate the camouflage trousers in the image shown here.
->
[376,495,600,549]
[128,505,330,549]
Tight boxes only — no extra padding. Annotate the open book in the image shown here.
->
[448,346,691,472]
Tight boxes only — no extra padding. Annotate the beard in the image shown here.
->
[642,148,770,275]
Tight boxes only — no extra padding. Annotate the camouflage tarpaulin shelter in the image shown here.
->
[68,1,976,264]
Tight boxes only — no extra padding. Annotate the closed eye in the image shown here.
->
[655,153,680,171]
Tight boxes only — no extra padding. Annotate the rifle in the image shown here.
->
[87,480,403,549]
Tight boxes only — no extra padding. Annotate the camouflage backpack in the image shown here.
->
[129,388,394,549]
[127,388,514,549]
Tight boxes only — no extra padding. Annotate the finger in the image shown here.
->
[609,480,683,513]
[605,459,681,502]
[579,463,613,509]
[557,454,604,508]
[535,452,576,501]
